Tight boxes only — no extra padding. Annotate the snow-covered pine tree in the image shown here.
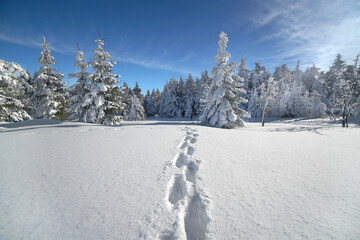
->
[129,94,146,121]
[0,59,33,122]
[324,54,347,119]
[67,48,91,121]
[144,89,151,116]
[154,88,161,114]
[81,37,123,125]
[29,36,66,120]
[132,81,143,103]
[177,76,186,117]
[167,77,183,118]
[145,89,157,117]
[238,58,251,106]
[336,63,358,126]
[200,32,249,128]
[195,70,211,115]
[120,82,132,120]
[159,82,171,117]
[184,74,196,118]
[247,63,268,117]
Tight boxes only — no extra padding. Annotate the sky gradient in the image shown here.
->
[0,0,359,92]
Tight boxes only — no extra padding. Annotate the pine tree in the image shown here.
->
[67,48,91,121]
[184,74,196,118]
[195,70,211,115]
[324,54,346,118]
[0,59,33,122]
[248,63,268,117]
[120,82,132,120]
[200,32,249,128]
[29,36,66,120]
[177,76,186,117]
[132,81,143,103]
[144,89,151,116]
[159,82,171,117]
[238,58,251,106]
[154,88,161,114]
[81,37,123,125]
[129,94,146,121]
[146,89,158,117]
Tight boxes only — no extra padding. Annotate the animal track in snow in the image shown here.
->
[185,161,198,183]
[185,135,191,141]
[162,127,210,239]
[168,174,186,205]
[180,141,188,149]
[176,152,188,168]
[184,193,210,240]
[187,146,195,155]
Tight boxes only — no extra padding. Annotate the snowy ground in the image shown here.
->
[0,118,359,239]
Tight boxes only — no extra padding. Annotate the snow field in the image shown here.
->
[1,118,360,239]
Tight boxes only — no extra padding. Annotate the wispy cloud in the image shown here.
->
[114,55,197,76]
[251,0,360,69]
[0,32,77,55]
[0,32,199,76]
[0,33,41,48]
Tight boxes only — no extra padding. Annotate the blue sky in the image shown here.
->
[0,0,359,92]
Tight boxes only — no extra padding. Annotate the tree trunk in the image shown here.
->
[262,107,266,127]
[345,114,348,127]
[342,109,345,127]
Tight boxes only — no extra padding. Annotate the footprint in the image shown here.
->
[185,136,191,141]
[187,146,195,155]
[159,230,175,240]
[168,175,187,205]
[176,152,188,168]
[184,193,210,240]
[180,141,188,149]
[186,131,192,135]
[190,138,197,144]
[185,161,199,183]
[193,133,199,137]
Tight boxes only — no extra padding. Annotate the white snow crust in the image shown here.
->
[0,118,359,239]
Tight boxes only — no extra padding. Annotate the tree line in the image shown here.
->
[1,33,359,128]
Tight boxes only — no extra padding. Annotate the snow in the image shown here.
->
[0,118,359,239]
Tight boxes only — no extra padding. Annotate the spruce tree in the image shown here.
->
[184,74,196,118]
[67,49,91,121]
[200,32,249,128]
[129,94,146,121]
[0,59,33,122]
[81,37,123,125]
[29,36,66,120]
[195,70,211,115]
[120,82,132,120]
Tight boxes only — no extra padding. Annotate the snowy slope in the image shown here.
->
[0,118,359,239]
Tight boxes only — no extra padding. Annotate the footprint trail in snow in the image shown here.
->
[161,127,210,240]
